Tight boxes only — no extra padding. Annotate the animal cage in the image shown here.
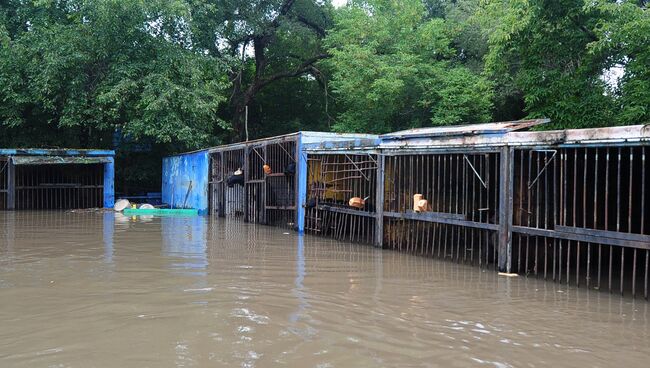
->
[206,135,300,228]
[173,132,380,228]
[510,144,650,298]
[0,149,115,211]
[382,150,502,267]
[304,152,379,244]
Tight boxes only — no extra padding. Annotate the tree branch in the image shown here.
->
[255,53,331,91]
[296,15,326,37]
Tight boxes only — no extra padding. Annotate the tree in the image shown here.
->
[324,0,493,134]
[478,0,650,128]
[0,0,230,149]
[590,0,650,125]
[188,0,334,140]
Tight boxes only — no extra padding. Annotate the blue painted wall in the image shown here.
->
[162,150,209,213]
[103,158,115,208]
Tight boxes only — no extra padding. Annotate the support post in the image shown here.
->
[295,134,308,234]
[498,147,514,273]
[375,153,385,247]
[103,157,115,208]
[262,144,268,225]
[219,152,225,217]
[243,146,250,223]
[7,157,15,210]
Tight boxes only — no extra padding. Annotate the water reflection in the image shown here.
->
[102,212,114,264]
[290,234,308,323]
[161,215,208,277]
[0,213,649,367]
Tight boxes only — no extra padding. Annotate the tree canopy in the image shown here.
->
[0,0,648,191]
[324,0,493,133]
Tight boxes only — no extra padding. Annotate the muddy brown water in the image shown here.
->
[0,212,648,367]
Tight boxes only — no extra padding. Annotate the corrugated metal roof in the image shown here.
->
[379,119,549,140]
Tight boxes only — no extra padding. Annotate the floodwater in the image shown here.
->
[0,212,648,368]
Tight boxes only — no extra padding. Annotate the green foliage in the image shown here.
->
[590,0,650,125]
[478,0,649,128]
[325,0,493,133]
[1,0,649,192]
[0,0,230,150]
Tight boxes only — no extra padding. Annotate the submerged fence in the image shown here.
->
[510,145,649,298]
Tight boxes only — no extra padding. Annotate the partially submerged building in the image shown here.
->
[163,121,650,298]
[161,132,378,222]
[0,149,115,210]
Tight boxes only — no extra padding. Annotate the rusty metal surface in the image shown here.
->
[380,119,549,140]
[0,148,114,157]
[11,156,112,165]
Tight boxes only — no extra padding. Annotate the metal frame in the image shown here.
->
[207,135,300,229]
[380,148,502,267]
[303,151,380,245]
[0,150,115,211]
[507,141,649,298]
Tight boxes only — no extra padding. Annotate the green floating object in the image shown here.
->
[123,208,199,216]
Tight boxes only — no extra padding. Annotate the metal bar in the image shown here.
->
[463,155,488,189]
[7,158,15,210]
[616,147,622,294]
[629,147,635,296]
[384,211,498,230]
[375,154,385,247]
[642,147,647,299]
[513,226,650,250]
[344,154,370,182]
[528,150,557,190]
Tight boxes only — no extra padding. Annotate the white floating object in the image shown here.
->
[114,199,130,212]
[139,203,155,209]
[498,272,518,277]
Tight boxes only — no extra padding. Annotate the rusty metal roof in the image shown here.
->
[11,156,113,165]
[379,119,550,140]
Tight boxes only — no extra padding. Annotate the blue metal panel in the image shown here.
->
[295,133,308,233]
[103,157,115,208]
[162,150,209,213]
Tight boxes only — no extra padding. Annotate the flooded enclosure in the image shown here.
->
[305,153,378,244]
[1,211,649,367]
[208,137,298,228]
[209,147,246,218]
[383,151,501,268]
[511,145,650,298]
[0,149,115,210]
[169,132,378,225]
[246,138,297,228]
[12,163,105,210]
[166,124,649,299]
